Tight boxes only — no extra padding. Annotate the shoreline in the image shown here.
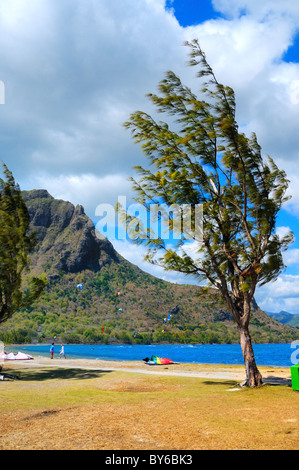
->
[1,355,292,384]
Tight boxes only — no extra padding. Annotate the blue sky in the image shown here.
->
[166,0,222,25]
[1,0,299,313]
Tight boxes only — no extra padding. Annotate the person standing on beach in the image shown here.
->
[50,343,54,359]
[59,344,66,359]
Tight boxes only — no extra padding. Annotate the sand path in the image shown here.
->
[1,355,292,385]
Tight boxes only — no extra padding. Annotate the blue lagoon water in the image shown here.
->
[10,343,298,367]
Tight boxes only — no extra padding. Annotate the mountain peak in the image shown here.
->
[22,189,118,275]
[22,189,53,200]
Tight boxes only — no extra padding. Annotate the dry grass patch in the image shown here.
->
[0,363,298,450]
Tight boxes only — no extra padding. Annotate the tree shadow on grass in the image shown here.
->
[263,376,292,387]
[203,377,292,387]
[12,367,113,382]
[203,380,238,387]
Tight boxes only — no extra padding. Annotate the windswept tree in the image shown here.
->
[0,163,47,325]
[123,40,293,387]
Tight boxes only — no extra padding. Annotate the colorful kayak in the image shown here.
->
[143,355,179,365]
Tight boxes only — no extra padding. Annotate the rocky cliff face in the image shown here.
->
[22,189,118,276]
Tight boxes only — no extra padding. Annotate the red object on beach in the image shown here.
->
[159,357,174,364]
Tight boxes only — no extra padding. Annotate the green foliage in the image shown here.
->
[123,40,294,330]
[0,164,47,324]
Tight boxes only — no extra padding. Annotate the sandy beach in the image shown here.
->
[2,355,292,385]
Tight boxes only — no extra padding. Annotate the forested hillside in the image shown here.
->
[0,190,297,345]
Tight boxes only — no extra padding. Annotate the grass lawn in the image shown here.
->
[0,364,298,450]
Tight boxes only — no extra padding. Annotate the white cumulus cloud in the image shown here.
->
[1,0,299,312]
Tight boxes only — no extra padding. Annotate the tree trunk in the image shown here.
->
[238,325,263,387]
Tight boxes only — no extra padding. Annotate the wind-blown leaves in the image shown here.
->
[123,40,293,327]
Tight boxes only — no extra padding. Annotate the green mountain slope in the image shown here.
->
[266,311,299,327]
[1,190,298,345]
